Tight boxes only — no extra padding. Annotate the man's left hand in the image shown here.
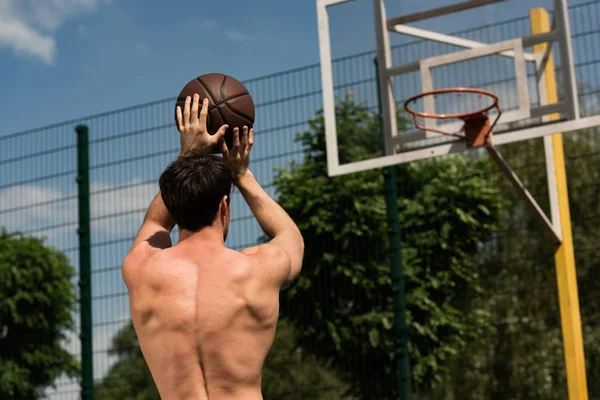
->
[176,93,228,155]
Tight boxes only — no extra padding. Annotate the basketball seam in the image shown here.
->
[177,93,249,109]
[224,100,254,123]
[223,101,254,126]
[196,77,226,125]
[219,75,228,100]
[207,92,249,111]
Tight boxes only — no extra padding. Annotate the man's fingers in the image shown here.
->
[220,136,229,157]
[176,106,184,131]
[246,128,254,156]
[241,126,249,145]
[244,128,254,158]
[239,126,248,154]
[190,94,200,123]
[183,96,191,124]
[199,98,209,128]
[214,124,229,142]
[232,127,240,153]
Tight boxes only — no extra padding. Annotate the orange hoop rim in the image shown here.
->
[403,87,502,142]
[403,87,500,121]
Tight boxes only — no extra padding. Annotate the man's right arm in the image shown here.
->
[236,170,304,286]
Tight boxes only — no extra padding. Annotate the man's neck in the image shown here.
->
[178,224,225,245]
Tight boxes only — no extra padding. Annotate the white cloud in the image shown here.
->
[225,30,244,42]
[0,15,56,63]
[0,0,98,64]
[90,180,158,235]
[0,184,73,225]
[0,180,157,238]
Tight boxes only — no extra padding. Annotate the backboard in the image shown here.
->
[317,0,600,176]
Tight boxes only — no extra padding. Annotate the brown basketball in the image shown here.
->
[175,73,255,151]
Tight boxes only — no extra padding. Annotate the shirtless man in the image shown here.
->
[122,94,304,399]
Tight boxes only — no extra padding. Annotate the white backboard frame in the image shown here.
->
[316,0,596,177]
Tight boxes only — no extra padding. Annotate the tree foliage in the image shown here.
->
[0,230,78,399]
[94,323,160,400]
[424,130,600,399]
[262,319,355,399]
[274,95,506,398]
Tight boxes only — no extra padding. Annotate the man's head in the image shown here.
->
[159,149,233,238]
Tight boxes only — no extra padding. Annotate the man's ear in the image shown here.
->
[220,195,229,216]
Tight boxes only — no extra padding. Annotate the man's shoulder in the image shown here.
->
[239,244,291,288]
[122,244,177,287]
[240,243,287,262]
[124,241,165,266]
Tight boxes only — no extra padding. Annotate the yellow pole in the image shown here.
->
[530,8,588,400]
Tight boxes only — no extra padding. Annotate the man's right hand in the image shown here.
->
[177,94,228,155]
[221,126,253,181]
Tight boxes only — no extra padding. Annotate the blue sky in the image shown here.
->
[0,0,565,135]
[0,0,324,134]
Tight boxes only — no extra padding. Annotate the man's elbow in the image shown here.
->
[298,233,305,263]
[290,232,305,277]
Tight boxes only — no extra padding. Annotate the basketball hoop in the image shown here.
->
[404,87,502,148]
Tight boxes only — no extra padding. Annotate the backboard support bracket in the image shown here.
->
[487,146,562,243]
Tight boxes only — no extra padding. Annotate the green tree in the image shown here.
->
[274,94,506,398]
[94,323,159,400]
[428,129,600,400]
[263,319,355,399]
[96,320,353,400]
[0,230,78,399]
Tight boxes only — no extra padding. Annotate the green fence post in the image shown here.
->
[374,58,412,400]
[76,124,94,400]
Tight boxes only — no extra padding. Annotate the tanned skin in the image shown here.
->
[122,94,304,399]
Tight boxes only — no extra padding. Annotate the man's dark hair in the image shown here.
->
[159,149,233,232]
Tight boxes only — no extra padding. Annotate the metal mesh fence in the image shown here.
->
[1,1,599,398]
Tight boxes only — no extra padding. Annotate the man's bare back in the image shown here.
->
[124,95,304,399]
[125,243,280,399]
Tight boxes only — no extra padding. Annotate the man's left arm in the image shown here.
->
[129,192,175,253]
[122,192,174,287]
